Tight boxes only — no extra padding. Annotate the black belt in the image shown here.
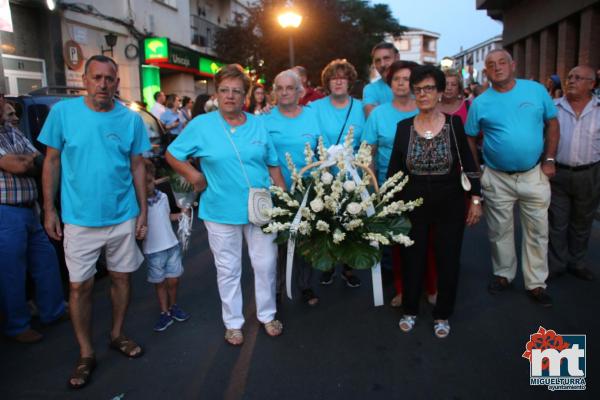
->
[2,202,35,208]
[556,161,600,171]
[498,164,538,175]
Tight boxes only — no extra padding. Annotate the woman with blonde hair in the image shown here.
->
[166,64,286,346]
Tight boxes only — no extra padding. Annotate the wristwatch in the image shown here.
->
[544,157,556,164]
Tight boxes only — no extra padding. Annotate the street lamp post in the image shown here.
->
[278,11,302,68]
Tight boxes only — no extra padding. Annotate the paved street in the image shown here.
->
[1,218,599,399]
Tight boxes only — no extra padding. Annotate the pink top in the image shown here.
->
[451,100,469,125]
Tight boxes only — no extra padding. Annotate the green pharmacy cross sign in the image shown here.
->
[144,38,168,63]
[199,57,224,76]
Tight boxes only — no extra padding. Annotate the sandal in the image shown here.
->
[109,335,143,358]
[263,320,283,337]
[434,320,450,338]
[301,289,319,306]
[67,356,96,389]
[390,294,402,307]
[224,329,244,346]
[399,315,416,332]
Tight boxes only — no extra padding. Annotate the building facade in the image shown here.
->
[477,0,600,82]
[0,1,64,96]
[452,34,503,84]
[386,27,440,65]
[1,0,248,105]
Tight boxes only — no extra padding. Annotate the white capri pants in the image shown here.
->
[204,221,278,329]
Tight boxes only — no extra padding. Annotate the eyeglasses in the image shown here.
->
[217,87,244,96]
[412,85,437,95]
[567,74,594,82]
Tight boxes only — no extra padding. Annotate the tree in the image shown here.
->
[214,0,405,87]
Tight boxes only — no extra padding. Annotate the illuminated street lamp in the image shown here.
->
[278,10,302,67]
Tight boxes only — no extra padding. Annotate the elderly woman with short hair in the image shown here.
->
[263,69,324,306]
[166,64,286,346]
[437,69,470,125]
[309,59,365,287]
[387,65,482,338]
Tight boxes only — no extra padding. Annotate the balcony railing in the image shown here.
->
[190,15,222,49]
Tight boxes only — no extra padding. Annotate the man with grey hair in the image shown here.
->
[465,49,560,307]
[40,55,151,389]
[262,69,323,305]
[548,65,600,282]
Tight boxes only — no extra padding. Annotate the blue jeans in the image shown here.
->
[0,205,65,335]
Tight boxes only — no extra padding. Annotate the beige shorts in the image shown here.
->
[63,218,144,283]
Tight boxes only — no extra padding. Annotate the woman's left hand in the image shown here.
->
[466,201,483,226]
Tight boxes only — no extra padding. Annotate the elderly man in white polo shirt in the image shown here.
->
[548,65,600,282]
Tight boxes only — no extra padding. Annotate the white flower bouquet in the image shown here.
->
[263,128,422,271]
[169,173,198,253]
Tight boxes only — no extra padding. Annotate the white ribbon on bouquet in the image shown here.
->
[286,145,384,307]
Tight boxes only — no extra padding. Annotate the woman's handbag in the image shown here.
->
[448,116,472,192]
[220,120,273,226]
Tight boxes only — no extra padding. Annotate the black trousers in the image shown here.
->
[277,245,313,296]
[548,164,600,272]
[400,183,466,320]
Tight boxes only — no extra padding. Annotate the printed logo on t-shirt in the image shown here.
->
[251,139,265,146]
[106,133,121,142]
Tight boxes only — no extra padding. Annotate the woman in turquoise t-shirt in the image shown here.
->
[309,59,364,287]
[263,69,324,306]
[166,64,287,346]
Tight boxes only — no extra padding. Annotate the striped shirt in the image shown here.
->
[0,124,39,205]
[555,96,600,166]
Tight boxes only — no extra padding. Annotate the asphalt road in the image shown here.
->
[1,218,599,400]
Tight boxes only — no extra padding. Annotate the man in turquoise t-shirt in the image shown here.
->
[39,55,150,389]
[362,42,398,117]
[465,49,559,307]
[363,104,418,184]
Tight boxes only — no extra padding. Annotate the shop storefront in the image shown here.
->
[141,37,225,109]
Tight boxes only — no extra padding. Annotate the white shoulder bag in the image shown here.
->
[220,121,273,226]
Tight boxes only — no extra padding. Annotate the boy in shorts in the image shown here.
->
[142,160,190,331]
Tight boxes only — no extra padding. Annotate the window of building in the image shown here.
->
[155,0,177,9]
[475,50,479,62]
[397,39,410,51]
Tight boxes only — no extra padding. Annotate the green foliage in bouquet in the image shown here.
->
[263,129,422,271]
[169,171,194,194]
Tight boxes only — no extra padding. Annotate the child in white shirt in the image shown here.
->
[143,160,190,332]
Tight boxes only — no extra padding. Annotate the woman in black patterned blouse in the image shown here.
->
[387,65,482,338]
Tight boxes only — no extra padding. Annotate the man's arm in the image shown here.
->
[42,147,62,240]
[130,154,148,240]
[541,118,560,178]
[466,136,481,171]
[0,153,37,175]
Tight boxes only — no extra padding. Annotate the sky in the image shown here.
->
[380,0,503,59]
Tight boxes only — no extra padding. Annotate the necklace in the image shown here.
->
[223,113,245,133]
[423,130,434,140]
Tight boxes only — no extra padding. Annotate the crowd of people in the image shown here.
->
[1,44,599,390]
